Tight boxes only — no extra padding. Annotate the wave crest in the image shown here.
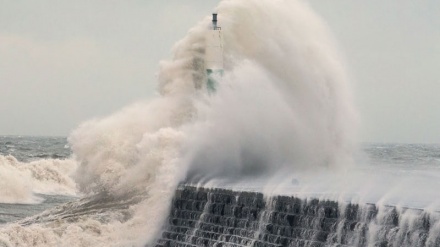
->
[0,155,77,204]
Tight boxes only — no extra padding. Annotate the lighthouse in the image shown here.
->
[205,13,224,92]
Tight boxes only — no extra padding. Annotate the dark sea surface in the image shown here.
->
[0,136,71,162]
[364,142,440,168]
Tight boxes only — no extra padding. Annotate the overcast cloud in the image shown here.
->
[309,0,440,143]
[0,1,439,143]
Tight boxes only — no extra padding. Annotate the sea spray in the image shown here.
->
[0,0,358,246]
[184,0,357,180]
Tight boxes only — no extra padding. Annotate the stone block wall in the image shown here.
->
[153,185,440,247]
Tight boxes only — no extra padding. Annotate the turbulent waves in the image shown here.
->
[0,155,77,204]
[154,186,440,247]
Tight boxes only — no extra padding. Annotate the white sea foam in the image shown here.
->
[0,155,78,204]
[0,0,359,246]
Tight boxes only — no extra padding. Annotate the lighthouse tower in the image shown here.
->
[205,13,224,92]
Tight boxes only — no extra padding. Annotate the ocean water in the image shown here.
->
[0,136,71,162]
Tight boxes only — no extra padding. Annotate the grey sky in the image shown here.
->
[0,1,439,143]
[308,0,440,143]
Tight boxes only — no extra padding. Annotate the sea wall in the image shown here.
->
[152,185,440,247]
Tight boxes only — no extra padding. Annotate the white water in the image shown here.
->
[184,0,357,178]
[0,155,77,204]
[1,0,360,246]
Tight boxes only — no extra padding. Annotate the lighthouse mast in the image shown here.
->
[205,13,224,92]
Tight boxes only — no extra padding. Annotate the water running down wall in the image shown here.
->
[153,185,440,247]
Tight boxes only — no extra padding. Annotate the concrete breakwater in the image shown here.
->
[153,185,440,247]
